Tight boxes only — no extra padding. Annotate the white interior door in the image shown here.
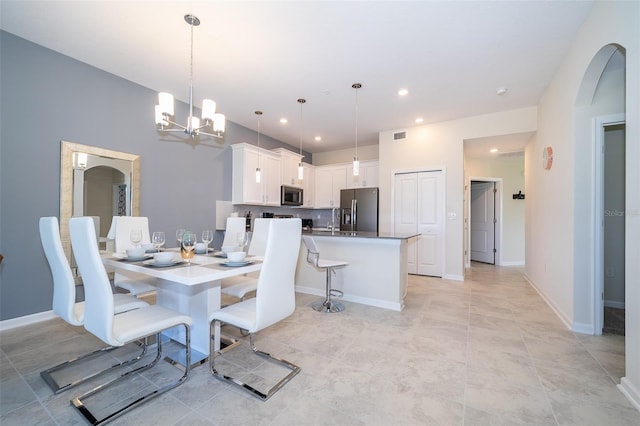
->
[470,181,495,264]
[394,173,418,274]
[417,172,443,276]
[394,170,443,277]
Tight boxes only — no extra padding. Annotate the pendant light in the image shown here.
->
[297,98,306,180]
[255,111,262,183]
[352,83,361,176]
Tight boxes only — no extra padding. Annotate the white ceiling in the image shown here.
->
[0,1,594,155]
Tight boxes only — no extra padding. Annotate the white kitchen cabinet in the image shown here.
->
[314,165,347,208]
[273,148,303,187]
[302,163,315,207]
[347,160,379,188]
[231,143,281,206]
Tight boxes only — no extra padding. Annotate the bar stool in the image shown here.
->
[302,235,348,313]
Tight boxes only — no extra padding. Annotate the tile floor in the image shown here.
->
[1,263,638,425]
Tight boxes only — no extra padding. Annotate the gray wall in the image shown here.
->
[0,31,310,320]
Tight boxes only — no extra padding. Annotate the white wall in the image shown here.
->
[465,154,526,266]
[379,107,537,280]
[524,0,640,409]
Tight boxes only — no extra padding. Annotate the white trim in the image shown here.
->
[522,273,573,331]
[593,114,626,336]
[572,322,595,335]
[443,274,464,281]
[0,310,57,331]
[499,261,525,266]
[604,299,625,309]
[295,286,404,311]
[618,378,640,412]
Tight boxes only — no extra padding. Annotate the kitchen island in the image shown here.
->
[295,230,419,311]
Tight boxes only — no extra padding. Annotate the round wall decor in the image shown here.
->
[543,146,553,170]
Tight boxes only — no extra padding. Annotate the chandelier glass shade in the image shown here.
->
[154,14,225,139]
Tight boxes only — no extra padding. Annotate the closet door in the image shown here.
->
[394,171,444,277]
[394,173,418,274]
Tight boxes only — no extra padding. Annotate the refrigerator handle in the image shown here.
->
[352,199,357,230]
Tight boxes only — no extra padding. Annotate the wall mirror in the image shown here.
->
[60,141,140,263]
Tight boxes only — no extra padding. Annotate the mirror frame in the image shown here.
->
[60,140,140,261]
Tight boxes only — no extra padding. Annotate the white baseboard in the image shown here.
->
[604,300,625,309]
[499,261,525,266]
[0,310,57,331]
[572,321,595,335]
[443,274,464,281]
[522,273,574,332]
[295,286,404,311]
[619,377,640,412]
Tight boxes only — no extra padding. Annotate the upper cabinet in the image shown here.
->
[314,165,347,208]
[301,163,315,208]
[232,143,281,206]
[273,148,303,188]
[346,160,379,188]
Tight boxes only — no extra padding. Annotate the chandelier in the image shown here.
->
[297,98,306,180]
[154,14,225,139]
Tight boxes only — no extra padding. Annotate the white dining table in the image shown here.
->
[102,250,262,366]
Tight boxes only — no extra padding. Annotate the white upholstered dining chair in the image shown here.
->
[38,217,149,394]
[109,216,157,296]
[221,216,247,249]
[69,217,192,424]
[209,218,302,401]
[220,217,273,301]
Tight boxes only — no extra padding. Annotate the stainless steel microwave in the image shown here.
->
[281,185,303,206]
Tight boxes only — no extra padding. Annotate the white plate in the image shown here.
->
[213,251,227,258]
[221,260,253,267]
[143,259,182,268]
[195,248,214,254]
[116,254,151,262]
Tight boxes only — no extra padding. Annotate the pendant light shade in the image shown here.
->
[352,83,361,176]
[255,111,262,183]
[297,98,306,180]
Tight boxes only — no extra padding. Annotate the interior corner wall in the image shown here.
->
[312,144,379,166]
[524,0,640,409]
[378,106,537,280]
[465,155,526,265]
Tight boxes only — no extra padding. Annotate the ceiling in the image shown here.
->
[0,1,594,155]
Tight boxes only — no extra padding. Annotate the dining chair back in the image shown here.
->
[69,217,192,424]
[220,218,273,300]
[209,218,302,400]
[302,235,348,313]
[38,217,149,394]
[108,215,157,296]
[113,216,151,253]
[221,216,246,248]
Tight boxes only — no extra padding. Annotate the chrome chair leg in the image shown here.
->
[209,320,301,401]
[71,324,191,425]
[40,339,148,394]
[312,267,345,313]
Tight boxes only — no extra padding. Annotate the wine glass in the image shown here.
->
[236,231,249,252]
[201,230,213,253]
[176,228,185,247]
[130,229,142,248]
[181,231,196,264]
[152,231,165,253]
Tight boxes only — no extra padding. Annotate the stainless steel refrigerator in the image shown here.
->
[340,187,379,232]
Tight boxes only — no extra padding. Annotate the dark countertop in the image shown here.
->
[305,229,419,240]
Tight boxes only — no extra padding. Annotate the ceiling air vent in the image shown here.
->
[393,131,407,141]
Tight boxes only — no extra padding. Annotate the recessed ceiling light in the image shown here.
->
[280,118,288,124]
[490,148,499,153]
[496,87,508,95]
[397,88,409,96]
[415,118,424,124]
[314,136,322,142]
